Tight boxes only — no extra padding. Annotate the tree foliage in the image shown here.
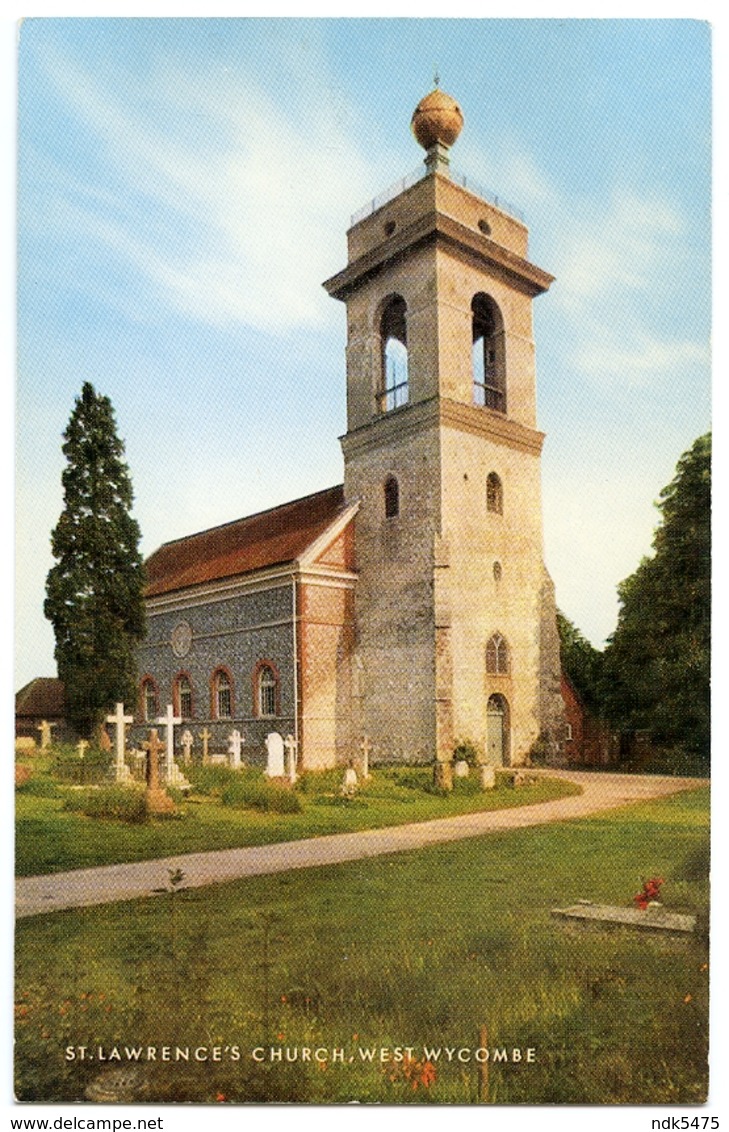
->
[602,433,710,763]
[44,383,146,737]
[556,610,604,712]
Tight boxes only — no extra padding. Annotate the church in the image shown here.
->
[133,86,565,773]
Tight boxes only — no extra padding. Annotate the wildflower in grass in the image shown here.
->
[277,1033,285,1041]
[215,1092,226,1102]
[684,994,692,1004]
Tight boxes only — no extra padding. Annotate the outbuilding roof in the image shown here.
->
[15,677,66,719]
[144,484,350,598]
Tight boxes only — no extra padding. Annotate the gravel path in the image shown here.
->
[15,769,705,919]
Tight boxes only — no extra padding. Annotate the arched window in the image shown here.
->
[384,475,399,518]
[211,668,233,719]
[140,676,159,723]
[380,296,409,412]
[487,472,503,515]
[486,633,510,675]
[256,663,278,718]
[472,294,506,413]
[174,673,193,719]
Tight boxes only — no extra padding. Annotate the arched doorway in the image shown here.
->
[487,694,510,766]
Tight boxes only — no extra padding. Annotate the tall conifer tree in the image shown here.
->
[44,383,146,737]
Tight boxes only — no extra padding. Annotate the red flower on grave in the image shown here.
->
[215,1093,226,1102]
[634,877,664,911]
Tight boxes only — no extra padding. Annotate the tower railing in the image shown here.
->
[350,164,524,227]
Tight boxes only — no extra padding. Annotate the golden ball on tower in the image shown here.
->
[411,87,464,149]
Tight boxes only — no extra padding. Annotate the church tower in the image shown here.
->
[324,87,564,768]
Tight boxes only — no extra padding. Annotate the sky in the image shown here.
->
[15,17,712,689]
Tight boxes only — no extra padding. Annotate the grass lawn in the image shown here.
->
[15,766,579,876]
[15,785,710,1104]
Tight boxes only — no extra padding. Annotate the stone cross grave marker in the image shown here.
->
[265,731,285,777]
[228,729,244,769]
[37,720,56,750]
[106,702,134,784]
[198,727,211,765]
[141,729,175,815]
[180,729,194,765]
[359,735,371,779]
[155,703,190,789]
[284,734,298,783]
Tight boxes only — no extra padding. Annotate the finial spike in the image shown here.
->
[434,67,440,88]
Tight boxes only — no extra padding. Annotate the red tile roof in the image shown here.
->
[16,677,66,718]
[145,484,349,598]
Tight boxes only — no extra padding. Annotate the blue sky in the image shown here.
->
[15,17,712,689]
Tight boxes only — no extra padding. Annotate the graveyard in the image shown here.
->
[16,726,579,876]
[15,784,710,1104]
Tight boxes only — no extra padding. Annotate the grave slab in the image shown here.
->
[552,902,696,934]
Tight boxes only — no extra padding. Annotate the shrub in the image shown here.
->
[53,745,112,785]
[453,738,483,766]
[221,780,302,814]
[186,764,253,795]
[63,786,147,823]
[16,775,61,798]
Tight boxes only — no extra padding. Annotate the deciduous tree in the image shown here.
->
[602,433,710,765]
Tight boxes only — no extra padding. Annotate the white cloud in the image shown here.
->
[30,43,380,333]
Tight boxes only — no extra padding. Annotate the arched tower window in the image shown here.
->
[472,294,506,413]
[174,673,193,719]
[486,472,503,514]
[486,633,510,675]
[380,296,409,412]
[256,663,279,718]
[384,475,400,518]
[211,668,233,719]
[140,676,159,722]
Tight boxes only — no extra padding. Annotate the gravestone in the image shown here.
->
[142,729,175,815]
[106,702,134,784]
[156,704,190,789]
[454,759,470,778]
[180,730,194,765]
[265,732,285,777]
[479,765,496,790]
[98,726,112,752]
[36,720,56,750]
[228,729,244,769]
[552,902,696,935]
[198,727,211,766]
[284,734,298,783]
[341,763,358,796]
[359,735,371,780]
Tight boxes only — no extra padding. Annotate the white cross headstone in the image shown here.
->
[155,703,190,789]
[228,729,243,769]
[265,732,285,777]
[198,727,211,765]
[76,738,89,758]
[284,734,298,783]
[37,720,56,750]
[180,729,194,765]
[106,702,134,783]
[156,704,182,779]
[360,734,371,780]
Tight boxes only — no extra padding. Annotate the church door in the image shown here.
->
[487,694,509,766]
